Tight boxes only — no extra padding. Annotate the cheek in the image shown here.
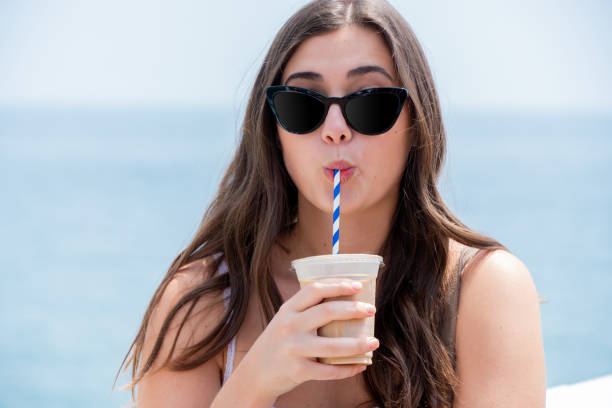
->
[367,144,407,190]
[386,111,412,173]
[370,128,411,182]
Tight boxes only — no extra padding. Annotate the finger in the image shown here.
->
[300,299,376,331]
[288,279,363,313]
[302,358,367,381]
[295,335,379,358]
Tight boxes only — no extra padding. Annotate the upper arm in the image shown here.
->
[454,250,546,408]
[137,258,226,408]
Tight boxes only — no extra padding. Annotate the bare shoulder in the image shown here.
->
[137,255,227,407]
[157,256,226,343]
[454,249,546,407]
[165,256,227,333]
[461,249,538,296]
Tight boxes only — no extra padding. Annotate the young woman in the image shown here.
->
[115,1,546,407]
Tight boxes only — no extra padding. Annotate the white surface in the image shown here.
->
[547,374,612,407]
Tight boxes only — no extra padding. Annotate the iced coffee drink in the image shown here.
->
[291,254,382,365]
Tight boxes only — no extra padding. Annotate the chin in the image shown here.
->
[321,198,365,217]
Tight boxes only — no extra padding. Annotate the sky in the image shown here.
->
[0,0,610,114]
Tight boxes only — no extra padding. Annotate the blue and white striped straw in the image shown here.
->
[332,169,340,255]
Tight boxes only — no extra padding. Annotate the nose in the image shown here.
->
[320,103,353,144]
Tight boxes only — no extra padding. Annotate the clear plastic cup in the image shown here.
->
[291,254,383,365]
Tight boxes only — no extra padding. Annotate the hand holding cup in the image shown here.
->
[238,278,379,399]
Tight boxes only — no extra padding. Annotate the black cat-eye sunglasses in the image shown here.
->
[266,85,409,135]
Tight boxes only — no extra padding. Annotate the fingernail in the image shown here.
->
[367,337,379,347]
[350,281,362,290]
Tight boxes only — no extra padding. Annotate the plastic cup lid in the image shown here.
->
[291,253,383,267]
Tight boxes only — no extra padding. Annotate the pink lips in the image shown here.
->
[324,167,356,183]
[324,160,356,183]
[325,160,354,170]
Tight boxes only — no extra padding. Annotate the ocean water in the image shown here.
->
[0,107,610,407]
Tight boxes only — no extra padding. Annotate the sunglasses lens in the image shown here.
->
[273,91,325,134]
[346,92,401,135]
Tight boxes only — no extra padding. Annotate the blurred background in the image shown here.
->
[0,1,610,407]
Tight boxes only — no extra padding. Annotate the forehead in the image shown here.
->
[281,25,397,85]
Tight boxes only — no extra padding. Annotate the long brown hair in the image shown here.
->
[114,0,506,406]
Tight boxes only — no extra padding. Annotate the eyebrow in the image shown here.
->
[284,65,394,85]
